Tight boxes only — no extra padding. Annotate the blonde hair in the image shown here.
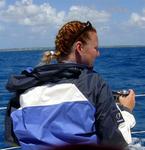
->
[40,50,60,65]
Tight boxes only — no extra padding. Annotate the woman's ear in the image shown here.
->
[75,41,84,55]
[74,41,84,64]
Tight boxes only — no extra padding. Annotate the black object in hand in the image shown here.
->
[112,90,130,102]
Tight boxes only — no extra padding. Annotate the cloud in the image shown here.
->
[99,26,110,32]
[0,0,5,8]
[129,9,145,28]
[0,1,111,28]
[22,0,32,5]
[107,7,129,14]
[66,6,111,24]
[0,0,65,27]
[0,0,112,48]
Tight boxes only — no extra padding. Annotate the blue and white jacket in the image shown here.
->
[6,63,136,150]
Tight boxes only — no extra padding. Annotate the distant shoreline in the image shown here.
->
[100,45,145,48]
[0,47,52,52]
[0,45,145,52]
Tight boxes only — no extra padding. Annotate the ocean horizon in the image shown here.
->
[0,45,145,52]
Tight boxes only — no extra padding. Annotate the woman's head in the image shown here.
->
[55,20,100,67]
[40,21,100,67]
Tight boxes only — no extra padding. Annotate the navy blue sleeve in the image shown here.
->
[94,76,128,147]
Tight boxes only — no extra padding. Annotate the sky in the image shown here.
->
[0,0,145,49]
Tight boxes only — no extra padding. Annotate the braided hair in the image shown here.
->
[40,21,96,65]
[55,21,96,62]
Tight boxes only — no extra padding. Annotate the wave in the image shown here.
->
[129,137,145,150]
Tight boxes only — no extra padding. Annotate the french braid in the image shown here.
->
[55,21,96,62]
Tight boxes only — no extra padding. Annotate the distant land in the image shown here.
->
[0,45,145,52]
[101,45,145,48]
[0,47,53,52]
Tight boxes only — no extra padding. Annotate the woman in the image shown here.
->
[6,21,135,150]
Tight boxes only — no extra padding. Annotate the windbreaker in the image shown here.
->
[5,63,136,150]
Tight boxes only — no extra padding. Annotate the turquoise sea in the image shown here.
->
[0,47,145,149]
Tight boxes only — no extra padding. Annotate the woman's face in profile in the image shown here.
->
[81,31,100,67]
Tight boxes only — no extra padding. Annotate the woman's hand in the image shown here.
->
[119,89,135,112]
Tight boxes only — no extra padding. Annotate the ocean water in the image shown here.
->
[0,47,145,149]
